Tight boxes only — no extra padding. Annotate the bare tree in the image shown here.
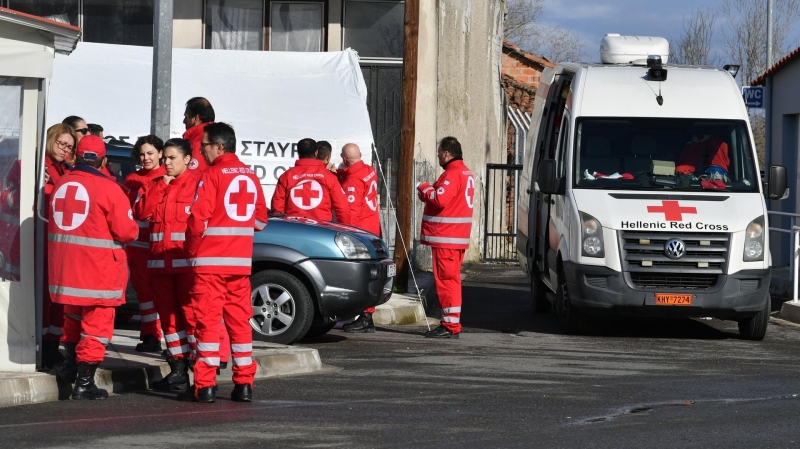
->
[670,7,719,66]
[720,0,800,85]
[504,0,586,63]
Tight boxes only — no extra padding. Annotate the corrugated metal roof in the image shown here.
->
[0,7,81,55]
[751,46,800,86]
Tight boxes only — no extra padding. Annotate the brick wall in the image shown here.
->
[502,52,544,87]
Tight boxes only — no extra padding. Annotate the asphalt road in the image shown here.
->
[3,263,800,448]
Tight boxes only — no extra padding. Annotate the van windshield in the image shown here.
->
[573,118,758,192]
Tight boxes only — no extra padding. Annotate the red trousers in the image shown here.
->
[432,247,465,334]
[190,274,255,390]
[150,274,191,359]
[127,247,162,341]
[62,305,115,364]
[42,251,63,341]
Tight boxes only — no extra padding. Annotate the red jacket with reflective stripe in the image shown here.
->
[183,122,213,172]
[337,161,381,236]
[44,156,68,206]
[185,153,268,275]
[133,169,201,274]
[124,165,166,250]
[48,166,139,306]
[417,159,475,249]
[271,158,351,223]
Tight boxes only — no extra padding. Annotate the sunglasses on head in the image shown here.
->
[75,128,89,135]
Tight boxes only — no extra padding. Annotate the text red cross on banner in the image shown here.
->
[646,200,697,221]
[229,180,255,215]
[293,182,321,206]
[54,185,87,227]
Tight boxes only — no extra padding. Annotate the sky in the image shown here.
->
[538,0,800,65]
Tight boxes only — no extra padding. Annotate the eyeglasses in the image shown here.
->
[75,128,89,135]
[55,140,75,151]
[200,142,216,148]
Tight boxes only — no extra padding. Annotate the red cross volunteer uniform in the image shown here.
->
[417,158,475,335]
[124,165,166,348]
[48,136,138,399]
[272,158,351,223]
[42,156,68,345]
[185,152,267,399]
[134,168,203,390]
[183,122,213,172]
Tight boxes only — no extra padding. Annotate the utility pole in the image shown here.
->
[767,0,774,69]
[151,0,173,140]
[394,0,420,291]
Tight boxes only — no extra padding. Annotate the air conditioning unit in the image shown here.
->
[599,34,669,65]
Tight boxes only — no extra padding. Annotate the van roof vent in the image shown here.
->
[599,34,669,65]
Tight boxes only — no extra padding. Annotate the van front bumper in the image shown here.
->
[563,261,770,319]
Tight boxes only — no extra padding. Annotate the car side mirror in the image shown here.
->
[766,165,789,200]
[537,159,560,194]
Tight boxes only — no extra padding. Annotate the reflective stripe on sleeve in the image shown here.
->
[172,259,189,267]
[141,313,159,323]
[138,301,155,310]
[197,342,220,352]
[197,357,220,366]
[48,233,124,249]
[147,260,165,268]
[442,307,462,314]
[255,219,267,230]
[441,316,460,323]
[81,333,110,345]
[164,331,186,343]
[203,227,254,237]
[231,343,252,353]
[171,232,185,241]
[49,285,123,299]
[168,345,190,355]
[422,215,473,224]
[233,357,252,366]
[189,257,251,267]
[420,235,471,245]
[150,233,164,242]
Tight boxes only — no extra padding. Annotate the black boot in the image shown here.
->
[152,356,189,392]
[231,383,252,402]
[177,385,216,402]
[72,363,108,400]
[135,335,162,353]
[343,313,375,333]
[424,325,459,339]
[50,342,77,383]
[41,340,65,370]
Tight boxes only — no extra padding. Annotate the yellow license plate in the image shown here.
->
[655,294,692,306]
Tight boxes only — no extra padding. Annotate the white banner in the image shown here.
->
[47,43,374,185]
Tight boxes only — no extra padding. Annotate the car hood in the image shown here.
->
[254,216,387,259]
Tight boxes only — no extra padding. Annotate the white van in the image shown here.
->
[516,35,788,340]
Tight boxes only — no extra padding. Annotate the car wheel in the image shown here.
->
[302,322,337,340]
[249,270,314,345]
[557,282,585,335]
[531,272,550,313]
[737,295,770,341]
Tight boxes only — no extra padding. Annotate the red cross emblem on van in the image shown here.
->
[646,200,697,221]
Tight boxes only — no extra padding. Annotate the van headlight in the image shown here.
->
[743,216,764,262]
[335,233,371,259]
[580,212,604,258]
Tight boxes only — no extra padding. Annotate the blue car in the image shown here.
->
[106,140,395,344]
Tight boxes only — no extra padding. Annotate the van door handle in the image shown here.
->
[549,199,555,205]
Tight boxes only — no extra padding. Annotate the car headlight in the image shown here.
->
[580,212,604,258]
[743,215,764,262]
[335,233,371,259]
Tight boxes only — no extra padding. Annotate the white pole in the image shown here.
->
[767,0,774,69]
[793,226,799,303]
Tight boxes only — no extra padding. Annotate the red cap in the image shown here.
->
[75,135,106,160]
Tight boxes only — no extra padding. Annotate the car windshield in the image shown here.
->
[573,118,758,192]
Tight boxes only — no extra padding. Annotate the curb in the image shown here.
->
[374,294,427,325]
[0,347,321,408]
[780,301,800,324]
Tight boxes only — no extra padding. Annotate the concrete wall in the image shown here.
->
[768,59,800,266]
[173,0,203,49]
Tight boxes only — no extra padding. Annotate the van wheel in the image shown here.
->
[531,273,550,313]
[249,270,314,345]
[557,282,585,334]
[737,295,770,341]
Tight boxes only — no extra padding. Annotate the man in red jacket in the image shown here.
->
[271,138,350,223]
[183,122,268,403]
[417,137,475,339]
[337,143,382,333]
[182,97,215,172]
[48,135,139,399]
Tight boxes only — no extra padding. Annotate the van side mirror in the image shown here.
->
[537,159,560,194]
[766,165,789,200]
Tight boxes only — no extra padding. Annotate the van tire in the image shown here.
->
[737,295,770,341]
[557,282,585,334]
[531,273,551,313]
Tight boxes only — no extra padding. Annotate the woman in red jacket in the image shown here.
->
[41,124,77,369]
[134,138,201,391]
[124,135,166,353]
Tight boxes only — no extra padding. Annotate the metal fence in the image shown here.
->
[483,163,522,262]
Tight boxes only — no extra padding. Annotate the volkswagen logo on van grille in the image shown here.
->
[664,238,686,260]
